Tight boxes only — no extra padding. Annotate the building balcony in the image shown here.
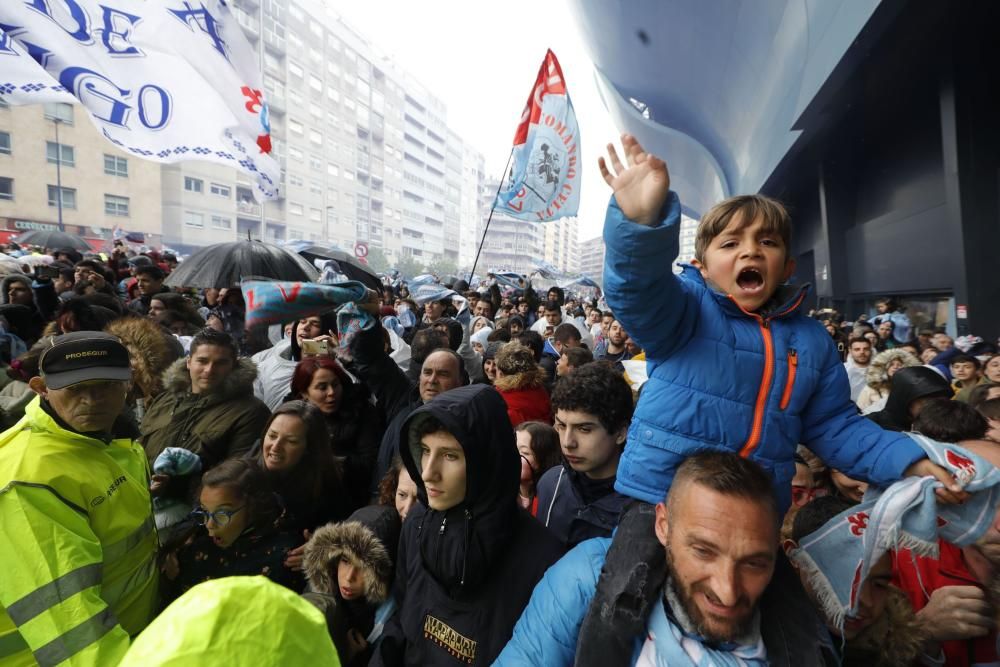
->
[237,200,261,217]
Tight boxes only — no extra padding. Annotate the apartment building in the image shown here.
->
[0,101,162,249]
[543,218,580,274]
[577,235,605,287]
[164,0,486,263]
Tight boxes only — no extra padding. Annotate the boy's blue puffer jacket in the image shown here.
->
[603,192,925,510]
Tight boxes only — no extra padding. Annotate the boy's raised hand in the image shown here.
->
[598,134,671,227]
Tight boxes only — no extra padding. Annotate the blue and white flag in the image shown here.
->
[495,50,581,222]
[0,1,279,199]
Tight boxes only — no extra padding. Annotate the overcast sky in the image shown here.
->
[328,0,620,241]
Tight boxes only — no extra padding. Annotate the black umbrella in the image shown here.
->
[292,245,381,292]
[15,230,92,251]
[164,240,318,289]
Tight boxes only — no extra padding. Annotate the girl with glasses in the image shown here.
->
[161,459,305,602]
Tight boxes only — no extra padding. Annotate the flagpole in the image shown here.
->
[257,1,266,242]
[468,149,513,284]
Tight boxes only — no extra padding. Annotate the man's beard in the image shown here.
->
[664,546,757,644]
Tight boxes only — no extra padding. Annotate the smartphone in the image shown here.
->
[301,339,330,356]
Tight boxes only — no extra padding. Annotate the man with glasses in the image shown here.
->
[0,332,158,666]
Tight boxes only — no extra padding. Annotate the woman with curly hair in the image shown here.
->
[376,456,418,522]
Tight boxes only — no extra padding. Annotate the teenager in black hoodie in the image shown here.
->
[372,384,564,666]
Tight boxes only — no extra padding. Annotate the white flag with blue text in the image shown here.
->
[0,1,279,199]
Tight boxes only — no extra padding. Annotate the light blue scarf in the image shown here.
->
[790,435,1000,629]
[635,592,768,667]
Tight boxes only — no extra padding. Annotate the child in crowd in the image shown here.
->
[162,459,304,601]
[302,505,401,666]
[575,134,966,665]
[515,420,562,514]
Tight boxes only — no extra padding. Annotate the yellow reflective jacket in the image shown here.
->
[120,576,341,666]
[0,397,159,666]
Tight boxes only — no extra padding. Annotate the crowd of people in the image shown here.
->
[1,135,1000,667]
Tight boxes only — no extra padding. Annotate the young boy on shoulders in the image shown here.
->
[575,135,966,666]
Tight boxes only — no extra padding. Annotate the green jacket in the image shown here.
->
[0,397,159,666]
[140,357,270,469]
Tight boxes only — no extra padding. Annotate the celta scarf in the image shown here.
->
[634,594,767,667]
[789,434,1000,628]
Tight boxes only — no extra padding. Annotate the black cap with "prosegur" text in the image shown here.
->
[39,332,132,389]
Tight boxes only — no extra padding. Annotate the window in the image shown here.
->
[104,194,129,216]
[0,177,12,201]
[0,132,10,155]
[47,185,76,209]
[309,208,322,222]
[288,118,303,135]
[288,60,303,78]
[104,154,127,176]
[183,211,204,228]
[46,142,75,167]
[288,173,304,187]
[289,146,304,161]
[289,202,304,216]
[309,130,323,146]
[309,75,322,94]
[309,156,322,172]
[210,183,231,198]
[211,215,232,229]
[184,177,203,193]
[264,51,281,72]
[43,103,73,124]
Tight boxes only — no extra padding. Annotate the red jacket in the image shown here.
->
[495,378,552,427]
[892,540,999,667]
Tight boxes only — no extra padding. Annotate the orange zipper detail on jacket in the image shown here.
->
[729,290,807,458]
[780,348,798,411]
[731,301,774,458]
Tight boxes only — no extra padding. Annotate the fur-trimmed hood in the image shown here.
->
[865,348,921,389]
[105,317,182,400]
[161,354,258,402]
[843,586,926,666]
[303,505,400,603]
[493,365,547,392]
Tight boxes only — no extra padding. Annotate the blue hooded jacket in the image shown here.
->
[496,536,837,666]
[603,192,925,510]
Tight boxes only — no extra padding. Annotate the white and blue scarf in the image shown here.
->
[634,585,768,667]
[790,434,1000,629]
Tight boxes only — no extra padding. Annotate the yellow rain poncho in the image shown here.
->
[120,576,341,666]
